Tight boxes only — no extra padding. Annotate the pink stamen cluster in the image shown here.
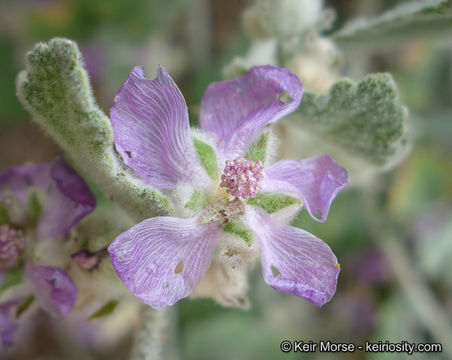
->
[220,157,264,199]
[0,225,24,269]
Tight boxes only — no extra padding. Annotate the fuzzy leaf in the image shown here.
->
[245,131,269,163]
[332,0,452,49]
[28,189,42,227]
[247,193,300,214]
[286,73,408,166]
[185,190,209,213]
[224,219,253,244]
[16,38,171,221]
[194,139,218,179]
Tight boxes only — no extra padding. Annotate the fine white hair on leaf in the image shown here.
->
[269,202,304,225]
[167,184,199,218]
[190,128,218,150]
[264,127,279,166]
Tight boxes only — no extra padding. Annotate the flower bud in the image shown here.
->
[256,0,324,38]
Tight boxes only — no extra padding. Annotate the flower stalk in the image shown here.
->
[363,191,452,358]
[131,306,177,360]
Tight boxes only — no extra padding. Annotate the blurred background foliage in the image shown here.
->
[0,0,451,359]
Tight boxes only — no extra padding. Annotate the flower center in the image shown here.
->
[0,225,24,269]
[220,157,264,199]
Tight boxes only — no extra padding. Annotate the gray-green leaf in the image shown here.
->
[194,139,218,179]
[332,0,452,49]
[245,131,270,163]
[247,193,300,214]
[185,190,209,213]
[16,38,171,221]
[224,219,253,244]
[286,73,408,166]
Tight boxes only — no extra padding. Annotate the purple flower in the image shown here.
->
[0,157,96,347]
[108,65,348,309]
[0,156,96,240]
[25,264,78,318]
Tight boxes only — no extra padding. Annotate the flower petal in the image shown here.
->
[199,65,302,161]
[244,207,340,306]
[0,300,20,348]
[26,264,78,318]
[261,155,348,222]
[108,216,222,309]
[36,157,96,240]
[111,66,211,189]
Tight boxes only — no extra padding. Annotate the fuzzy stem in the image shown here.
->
[131,306,180,360]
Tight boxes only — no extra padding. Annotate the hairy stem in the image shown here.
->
[131,306,179,360]
[379,233,452,357]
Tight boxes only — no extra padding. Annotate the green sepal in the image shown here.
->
[224,219,253,245]
[88,300,119,320]
[245,131,270,163]
[194,138,218,179]
[16,296,35,318]
[185,190,209,213]
[28,188,43,227]
[0,267,24,296]
[247,193,301,214]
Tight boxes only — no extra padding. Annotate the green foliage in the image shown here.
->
[17,38,112,154]
[185,190,209,213]
[28,189,42,227]
[16,38,171,221]
[247,193,300,214]
[333,0,452,49]
[287,73,408,166]
[194,139,218,179]
[245,131,269,163]
[224,219,253,244]
[16,296,35,318]
[89,300,119,320]
[0,267,23,296]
